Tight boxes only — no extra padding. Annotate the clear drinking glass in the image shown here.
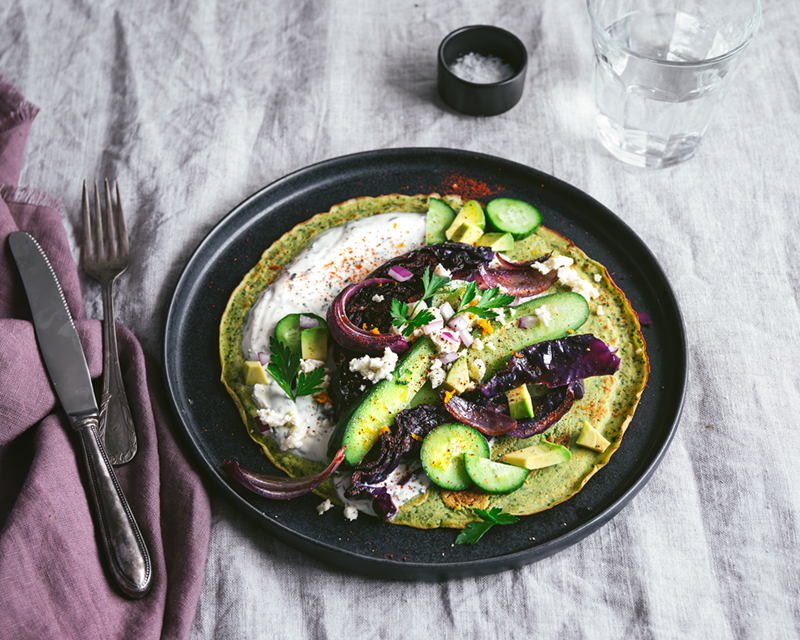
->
[587,0,761,168]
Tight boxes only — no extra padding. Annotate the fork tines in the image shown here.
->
[81,180,129,270]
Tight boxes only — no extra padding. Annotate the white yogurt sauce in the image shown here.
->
[333,462,431,519]
[243,213,431,510]
[242,213,427,361]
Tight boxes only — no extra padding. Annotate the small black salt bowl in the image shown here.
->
[437,25,528,117]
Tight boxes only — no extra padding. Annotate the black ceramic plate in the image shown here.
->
[164,148,686,580]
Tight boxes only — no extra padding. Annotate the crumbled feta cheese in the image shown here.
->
[282,428,307,451]
[343,505,359,521]
[594,273,602,282]
[317,499,333,515]
[471,337,484,351]
[635,347,643,355]
[349,347,399,383]
[597,305,605,316]
[427,359,446,389]
[256,406,291,429]
[534,254,599,301]
[534,305,552,327]
[372,294,385,302]
[469,359,486,382]
[533,255,574,274]
[430,329,460,356]
[299,358,325,374]
[434,263,452,278]
[485,340,496,351]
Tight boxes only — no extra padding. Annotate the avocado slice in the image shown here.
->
[327,338,437,466]
[443,356,470,393]
[476,232,515,252]
[450,222,484,246]
[243,360,269,386]
[445,200,485,240]
[425,198,457,245]
[300,326,328,360]
[576,420,611,452]
[507,384,534,419]
[503,440,572,470]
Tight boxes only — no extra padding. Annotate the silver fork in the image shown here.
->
[82,180,137,466]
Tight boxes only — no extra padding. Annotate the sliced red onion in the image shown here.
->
[422,318,444,335]
[495,252,552,270]
[448,314,469,332]
[299,315,319,330]
[438,351,461,365]
[517,315,537,329]
[439,301,455,322]
[221,446,346,500]
[476,264,558,297]
[257,352,269,366]
[443,394,517,436]
[509,296,524,307]
[388,265,414,282]
[327,278,408,356]
[458,328,474,347]
[638,311,652,326]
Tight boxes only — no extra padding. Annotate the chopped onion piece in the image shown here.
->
[299,315,319,330]
[257,351,269,366]
[439,301,455,322]
[517,315,537,329]
[458,328,474,347]
[438,352,461,365]
[447,313,468,331]
[388,265,414,282]
[422,318,444,335]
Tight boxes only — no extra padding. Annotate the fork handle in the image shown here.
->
[73,415,152,598]
[100,281,137,465]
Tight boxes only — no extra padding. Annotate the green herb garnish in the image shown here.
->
[455,507,520,545]
[266,335,326,401]
[390,267,451,337]
[456,281,516,320]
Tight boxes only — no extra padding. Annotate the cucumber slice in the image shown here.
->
[485,198,541,240]
[463,453,529,494]
[421,423,489,490]
[445,200,485,240]
[426,198,457,245]
[327,337,437,466]
[275,313,326,355]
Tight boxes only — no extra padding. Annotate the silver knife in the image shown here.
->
[8,231,152,599]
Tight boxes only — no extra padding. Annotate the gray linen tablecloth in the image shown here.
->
[2,0,798,638]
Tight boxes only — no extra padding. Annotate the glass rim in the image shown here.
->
[586,0,762,67]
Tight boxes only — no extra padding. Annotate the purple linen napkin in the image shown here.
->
[0,77,211,640]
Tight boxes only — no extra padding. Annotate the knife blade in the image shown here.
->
[8,231,152,599]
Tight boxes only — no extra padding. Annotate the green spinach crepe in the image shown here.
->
[220,194,648,529]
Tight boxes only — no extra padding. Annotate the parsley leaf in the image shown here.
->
[456,282,516,320]
[455,507,520,544]
[295,366,327,398]
[265,335,326,401]
[389,267,450,337]
[266,335,300,399]
[420,267,451,300]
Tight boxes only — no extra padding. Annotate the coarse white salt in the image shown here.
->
[449,52,515,84]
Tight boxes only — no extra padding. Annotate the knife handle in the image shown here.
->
[73,415,152,598]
